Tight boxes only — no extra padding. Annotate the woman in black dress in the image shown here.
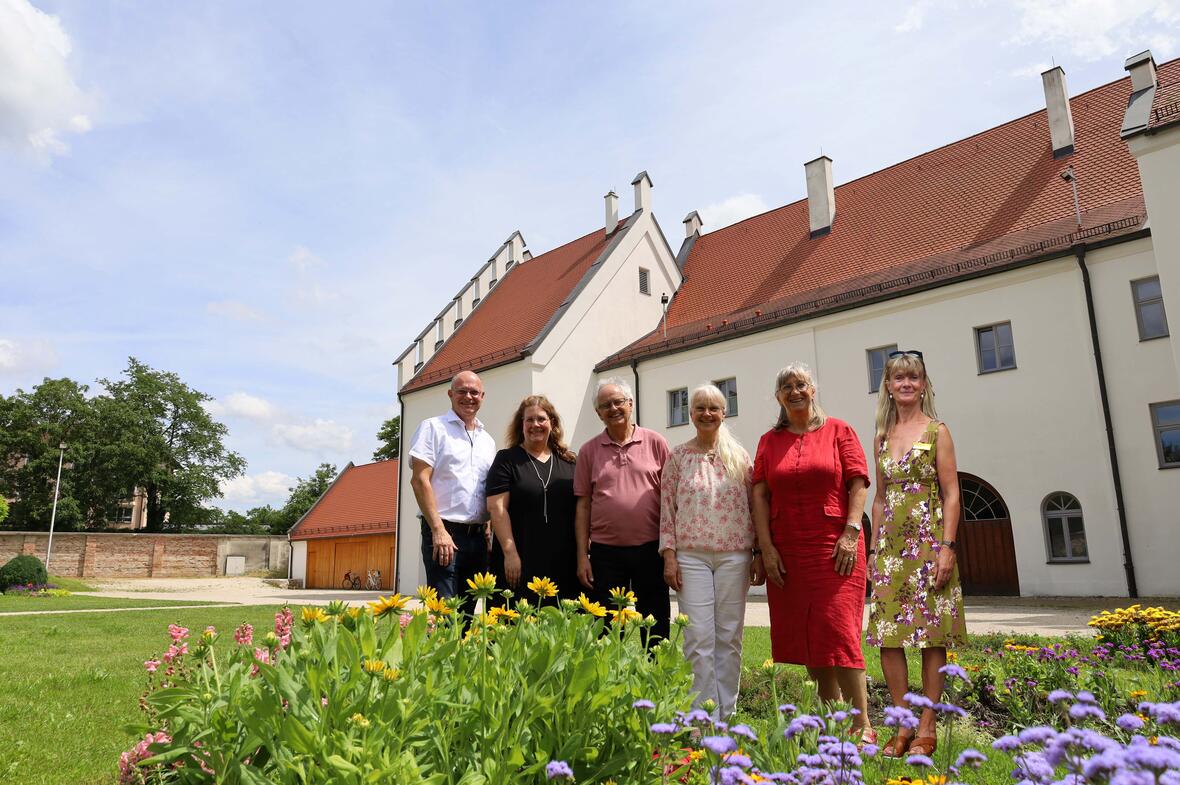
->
[487,394,579,599]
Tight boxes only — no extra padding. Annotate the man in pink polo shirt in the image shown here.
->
[575,377,671,643]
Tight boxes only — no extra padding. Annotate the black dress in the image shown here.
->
[486,446,579,599]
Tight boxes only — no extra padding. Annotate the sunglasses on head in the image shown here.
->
[888,349,924,361]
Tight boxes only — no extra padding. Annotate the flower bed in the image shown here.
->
[1,582,70,597]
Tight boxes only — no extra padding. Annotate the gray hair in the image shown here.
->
[597,376,634,402]
[773,362,828,431]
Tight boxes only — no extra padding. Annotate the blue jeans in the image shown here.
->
[421,519,487,620]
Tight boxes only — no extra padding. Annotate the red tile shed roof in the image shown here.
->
[401,218,632,393]
[598,61,1172,370]
[288,460,398,541]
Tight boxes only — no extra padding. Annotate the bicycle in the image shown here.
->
[341,570,361,590]
[365,569,382,590]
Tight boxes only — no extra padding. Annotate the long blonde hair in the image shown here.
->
[773,363,828,431]
[690,384,750,484]
[874,353,938,442]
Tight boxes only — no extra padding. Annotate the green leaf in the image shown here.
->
[326,754,361,774]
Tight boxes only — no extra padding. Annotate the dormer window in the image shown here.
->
[434,319,444,349]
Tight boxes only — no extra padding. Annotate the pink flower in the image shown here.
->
[144,659,160,674]
[233,623,254,646]
[167,624,189,643]
[162,645,180,664]
[117,731,171,784]
[274,607,293,650]
[399,613,413,629]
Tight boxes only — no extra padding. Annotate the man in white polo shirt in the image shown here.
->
[408,371,497,618]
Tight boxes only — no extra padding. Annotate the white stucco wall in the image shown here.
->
[612,244,1178,597]
[290,539,307,585]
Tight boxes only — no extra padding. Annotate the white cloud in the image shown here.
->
[0,336,58,375]
[0,0,94,157]
[1009,0,1180,59]
[220,470,294,506]
[273,419,354,453]
[698,194,769,232]
[207,300,265,321]
[895,0,938,32]
[207,391,276,421]
[287,245,341,305]
[1009,61,1054,78]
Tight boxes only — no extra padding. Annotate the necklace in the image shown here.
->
[527,450,554,523]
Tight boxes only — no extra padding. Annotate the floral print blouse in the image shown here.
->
[659,443,755,553]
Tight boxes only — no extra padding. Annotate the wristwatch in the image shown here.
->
[941,539,957,550]
[845,520,862,532]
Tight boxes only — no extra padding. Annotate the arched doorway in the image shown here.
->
[956,473,1020,596]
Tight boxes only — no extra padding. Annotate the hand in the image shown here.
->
[831,531,859,576]
[485,527,493,553]
[577,553,594,589]
[934,545,956,590]
[431,528,457,567]
[663,552,682,592]
[750,553,766,586]
[503,548,522,588]
[762,545,787,588]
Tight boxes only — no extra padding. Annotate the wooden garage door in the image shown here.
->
[956,473,1020,596]
[306,540,334,589]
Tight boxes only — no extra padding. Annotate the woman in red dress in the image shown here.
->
[753,363,875,745]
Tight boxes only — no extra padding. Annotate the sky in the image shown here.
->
[2,0,1177,511]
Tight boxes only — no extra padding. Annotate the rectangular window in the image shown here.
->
[976,322,1016,373]
[455,297,463,320]
[111,505,133,523]
[414,339,424,371]
[713,377,739,416]
[1150,400,1180,468]
[471,279,480,307]
[1132,276,1170,340]
[639,268,651,295]
[866,344,898,392]
[434,319,444,350]
[668,388,689,426]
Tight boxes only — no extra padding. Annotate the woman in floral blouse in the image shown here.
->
[660,384,763,719]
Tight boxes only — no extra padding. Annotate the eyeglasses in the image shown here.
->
[888,350,924,361]
[596,397,631,411]
[452,389,483,398]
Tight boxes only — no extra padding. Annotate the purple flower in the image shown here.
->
[1117,713,1146,731]
[884,705,919,729]
[718,767,756,785]
[1112,770,1158,785]
[730,724,758,741]
[933,702,967,717]
[1046,689,1073,703]
[1083,749,1126,779]
[1017,726,1058,745]
[904,691,933,710]
[778,703,797,714]
[1076,690,1097,704]
[650,723,678,734]
[723,752,753,769]
[784,715,825,738]
[906,754,934,767]
[703,736,738,755]
[939,663,969,681]
[1124,741,1180,772]
[545,760,574,780]
[955,749,987,768]
[1069,703,1106,721]
[1016,751,1054,781]
[683,709,713,725]
[632,699,655,710]
[829,710,849,724]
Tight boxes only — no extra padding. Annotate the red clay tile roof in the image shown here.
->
[1148,75,1180,133]
[288,460,398,540]
[401,218,632,393]
[598,61,1173,370]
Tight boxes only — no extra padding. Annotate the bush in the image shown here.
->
[0,555,48,591]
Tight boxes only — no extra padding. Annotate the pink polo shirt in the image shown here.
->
[574,426,671,547]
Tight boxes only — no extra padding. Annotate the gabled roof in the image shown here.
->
[401,213,637,393]
[288,460,398,541]
[598,60,1174,370]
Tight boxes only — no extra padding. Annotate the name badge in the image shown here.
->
[913,442,933,452]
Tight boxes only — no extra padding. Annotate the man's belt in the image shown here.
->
[442,519,485,528]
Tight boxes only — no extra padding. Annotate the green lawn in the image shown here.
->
[49,576,99,592]
[0,594,219,613]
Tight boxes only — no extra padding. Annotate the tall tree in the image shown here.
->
[276,463,338,533]
[372,415,400,462]
[100,358,246,531]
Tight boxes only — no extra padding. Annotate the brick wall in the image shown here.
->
[0,533,289,578]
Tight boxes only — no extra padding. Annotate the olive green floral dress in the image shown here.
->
[867,420,966,648]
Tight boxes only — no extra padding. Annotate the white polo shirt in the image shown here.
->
[408,408,497,523]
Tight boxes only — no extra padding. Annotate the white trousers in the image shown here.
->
[676,549,751,719]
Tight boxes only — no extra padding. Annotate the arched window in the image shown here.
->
[1042,492,1088,563]
[960,476,1008,520]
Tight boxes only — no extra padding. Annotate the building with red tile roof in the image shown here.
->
[289,459,398,590]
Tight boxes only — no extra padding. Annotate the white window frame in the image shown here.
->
[1041,492,1089,563]
[668,388,689,427]
[866,344,898,393]
[1131,276,1170,341]
[975,321,1017,374]
[434,319,444,350]
[414,339,424,371]
[1150,400,1180,469]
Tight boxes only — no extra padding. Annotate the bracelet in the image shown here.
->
[940,540,957,550]
[751,548,762,556]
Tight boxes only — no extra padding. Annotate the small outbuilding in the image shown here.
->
[288,459,398,591]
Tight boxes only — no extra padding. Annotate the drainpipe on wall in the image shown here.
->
[630,358,641,425]
[1074,245,1139,598]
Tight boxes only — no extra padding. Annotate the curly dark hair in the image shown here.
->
[505,395,576,463]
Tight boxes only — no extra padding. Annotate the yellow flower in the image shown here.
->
[610,607,643,625]
[301,606,330,623]
[489,606,520,623]
[425,595,453,616]
[350,713,370,729]
[466,571,497,594]
[527,576,558,598]
[416,584,438,604]
[345,607,362,619]
[1130,690,1148,699]
[673,613,691,628]
[946,651,958,662]
[382,667,400,682]
[368,594,410,617]
[578,593,608,617]
[688,749,704,762]
[608,586,638,608]
[362,658,387,675]
[926,776,948,785]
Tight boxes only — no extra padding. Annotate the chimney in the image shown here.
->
[605,190,619,235]
[804,155,835,237]
[1041,66,1075,157]
[632,170,653,213]
[683,210,703,238]
[1126,50,1158,93]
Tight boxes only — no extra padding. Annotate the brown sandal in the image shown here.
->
[880,733,912,758]
[907,737,937,757]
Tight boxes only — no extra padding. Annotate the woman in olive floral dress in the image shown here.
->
[867,351,965,759]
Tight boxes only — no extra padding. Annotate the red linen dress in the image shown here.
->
[753,418,870,669]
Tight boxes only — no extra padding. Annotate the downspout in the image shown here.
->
[1074,245,1139,597]
[630,358,641,426]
